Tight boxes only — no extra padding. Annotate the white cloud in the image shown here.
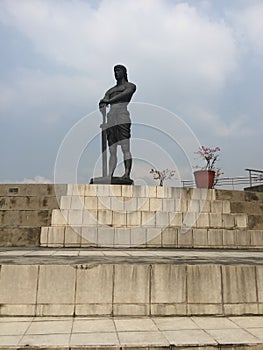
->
[0,176,52,184]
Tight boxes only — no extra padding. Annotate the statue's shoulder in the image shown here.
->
[126,81,136,92]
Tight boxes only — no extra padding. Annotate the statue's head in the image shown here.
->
[114,64,128,81]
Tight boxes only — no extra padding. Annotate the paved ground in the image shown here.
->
[0,248,263,265]
[0,316,263,348]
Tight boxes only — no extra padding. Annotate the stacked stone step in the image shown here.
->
[0,184,67,247]
[41,184,263,249]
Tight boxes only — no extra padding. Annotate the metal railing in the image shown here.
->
[245,168,263,187]
[182,169,263,190]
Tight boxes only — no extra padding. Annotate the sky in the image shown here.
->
[0,0,262,186]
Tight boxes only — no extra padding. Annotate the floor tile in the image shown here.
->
[72,318,115,333]
[192,317,239,329]
[19,333,70,346]
[153,317,200,330]
[118,331,169,346]
[115,318,158,332]
[246,328,263,341]
[0,335,22,346]
[0,322,30,336]
[26,320,73,334]
[70,332,119,346]
[163,329,217,346]
[206,329,260,344]
[230,316,263,328]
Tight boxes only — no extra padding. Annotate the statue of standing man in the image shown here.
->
[99,65,136,181]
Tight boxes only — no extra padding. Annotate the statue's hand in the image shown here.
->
[99,98,110,106]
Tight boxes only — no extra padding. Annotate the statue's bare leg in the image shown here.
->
[120,139,132,179]
[109,144,117,177]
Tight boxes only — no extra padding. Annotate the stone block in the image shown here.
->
[211,201,223,213]
[84,184,97,196]
[183,212,197,228]
[40,227,48,246]
[97,185,111,197]
[146,228,161,247]
[0,265,38,304]
[171,187,182,199]
[222,266,257,303]
[251,230,263,248]
[178,229,193,247]
[236,229,251,247]
[60,196,72,209]
[37,265,75,304]
[137,197,150,211]
[151,303,187,316]
[141,212,156,226]
[222,214,235,228]
[127,211,141,226]
[114,265,150,304]
[76,264,113,304]
[175,199,187,212]
[162,199,174,212]
[248,215,263,229]
[64,226,81,246]
[36,304,74,316]
[235,214,248,228]
[133,186,147,197]
[114,228,131,246]
[199,200,211,212]
[97,210,112,226]
[75,303,112,316]
[187,265,222,304]
[112,211,126,226]
[193,229,208,247]
[149,198,162,211]
[51,209,67,225]
[84,196,97,210]
[156,212,169,227]
[145,186,157,197]
[67,184,78,196]
[196,213,210,228]
[82,209,98,225]
[223,201,231,213]
[224,303,259,316]
[169,212,183,226]
[156,186,165,198]
[256,266,263,302]
[0,304,35,316]
[124,197,138,212]
[130,227,147,247]
[81,226,97,246]
[113,304,149,316]
[162,227,177,247]
[151,265,186,303]
[188,200,199,212]
[110,197,124,211]
[207,229,223,247]
[70,196,84,210]
[122,185,133,197]
[223,229,236,247]
[97,226,114,247]
[110,184,122,197]
[209,213,223,228]
[68,209,83,226]
[48,227,65,247]
[97,196,111,210]
[188,304,223,316]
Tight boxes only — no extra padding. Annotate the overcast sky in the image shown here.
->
[0,0,262,185]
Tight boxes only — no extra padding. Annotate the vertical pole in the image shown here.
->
[100,106,107,177]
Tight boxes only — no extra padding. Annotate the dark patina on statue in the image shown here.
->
[90,65,136,185]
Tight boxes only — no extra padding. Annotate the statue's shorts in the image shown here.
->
[106,104,131,147]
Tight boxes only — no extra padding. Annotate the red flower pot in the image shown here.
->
[194,170,215,189]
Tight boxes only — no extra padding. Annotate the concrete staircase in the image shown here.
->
[0,184,263,349]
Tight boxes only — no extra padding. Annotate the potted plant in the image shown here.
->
[194,146,221,189]
[150,169,176,186]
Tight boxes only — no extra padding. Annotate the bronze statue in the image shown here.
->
[99,65,136,180]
